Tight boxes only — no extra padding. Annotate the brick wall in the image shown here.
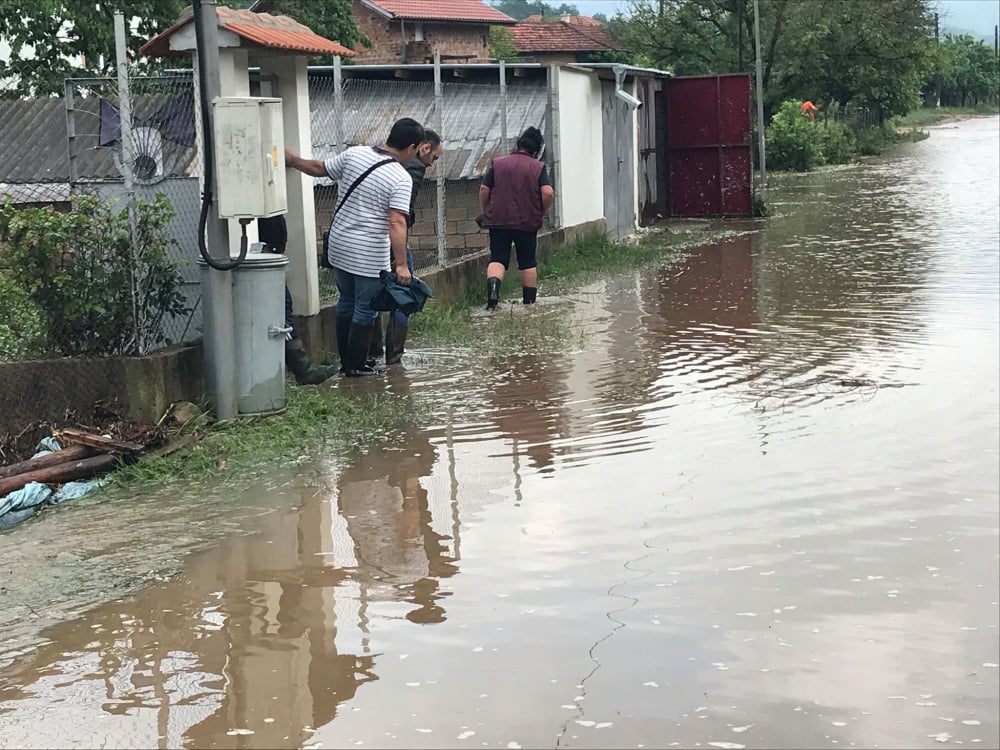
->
[352,2,491,64]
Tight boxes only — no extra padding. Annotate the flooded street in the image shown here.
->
[1,117,998,749]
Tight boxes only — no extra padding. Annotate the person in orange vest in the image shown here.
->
[801,100,818,120]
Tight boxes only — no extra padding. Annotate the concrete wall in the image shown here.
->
[0,343,204,431]
[555,67,605,227]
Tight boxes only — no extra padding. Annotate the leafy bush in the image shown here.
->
[0,271,48,361]
[0,195,190,358]
[815,120,856,165]
[766,100,825,171]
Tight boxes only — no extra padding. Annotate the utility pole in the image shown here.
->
[935,13,942,108]
[752,0,766,201]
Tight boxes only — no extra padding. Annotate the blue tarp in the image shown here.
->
[0,439,107,531]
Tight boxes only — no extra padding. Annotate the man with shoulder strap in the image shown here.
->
[285,117,422,377]
[371,129,443,366]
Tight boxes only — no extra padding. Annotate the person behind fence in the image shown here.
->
[257,215,338,386]
[478,126,554,310]
[284,118,422,377]
[370,129,443,366]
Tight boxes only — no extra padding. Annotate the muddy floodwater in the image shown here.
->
[1,117,998,749]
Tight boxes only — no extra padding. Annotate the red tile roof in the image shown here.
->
[510,18,619,54]
[140,6,356,58]
[360,0,515,25]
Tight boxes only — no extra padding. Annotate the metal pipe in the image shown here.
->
[752,0,767,201]
[193,0,238,419]
[333,55,344,152]
[434,49,446,267]
[499,59,508,149]
[114,11,144,354]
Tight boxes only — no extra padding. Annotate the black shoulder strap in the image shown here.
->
[335,157,396,215]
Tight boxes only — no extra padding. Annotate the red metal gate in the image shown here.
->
[665,73,753,216]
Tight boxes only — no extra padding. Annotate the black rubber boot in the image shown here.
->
[345,324,382,377]
[522,286,537,305]
[335,315,352,374]
[285,338,337,385]
[486,277,501,310]
[367,315,384,368]
[385,316,409,365]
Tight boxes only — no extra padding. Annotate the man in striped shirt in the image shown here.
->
[286,118,423,376]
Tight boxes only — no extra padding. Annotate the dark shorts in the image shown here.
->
[489,228,538,270]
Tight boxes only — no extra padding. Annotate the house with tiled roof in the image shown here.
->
[510,15,619,65]
[351,0,515,64]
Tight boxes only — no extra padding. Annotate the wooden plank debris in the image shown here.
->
[0,445,100,480]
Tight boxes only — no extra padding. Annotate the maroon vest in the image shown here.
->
[482,152,545,232]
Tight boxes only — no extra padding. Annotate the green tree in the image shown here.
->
[610,0,937,121]
[490,0,579,21]
[936,34,1000,106]
[253,0,366,52]
[0,1,364,99]
[0,0,186,98]
[488,26,519,60]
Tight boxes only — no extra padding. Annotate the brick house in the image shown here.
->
[351,0,515,64]
[509,15,619,65]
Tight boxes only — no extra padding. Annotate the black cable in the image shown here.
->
[194,0,247,271]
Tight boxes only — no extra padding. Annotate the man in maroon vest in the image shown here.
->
[478,127,555,309]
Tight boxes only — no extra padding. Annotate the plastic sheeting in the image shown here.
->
[0,440,107,531]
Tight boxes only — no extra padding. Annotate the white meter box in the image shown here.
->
[213,97,287,219]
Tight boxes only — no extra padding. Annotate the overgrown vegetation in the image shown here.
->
[765,99,931,172]
[0,272,47,361]
[0,195,190,357]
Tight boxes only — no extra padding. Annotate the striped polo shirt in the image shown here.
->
[324,146,412,277]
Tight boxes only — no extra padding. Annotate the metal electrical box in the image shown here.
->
[213,97,287,219]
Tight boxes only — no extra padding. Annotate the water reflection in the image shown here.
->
[0,432,458,749]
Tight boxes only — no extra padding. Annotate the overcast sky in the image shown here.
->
[577,0,999,35]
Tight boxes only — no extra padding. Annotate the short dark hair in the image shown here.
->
[516,126,544,157]
[257,214,287,252]
[387,118,425,150]
[422,129,441,149]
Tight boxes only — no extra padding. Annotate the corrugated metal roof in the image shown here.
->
[361,0,515,24]
[0,93,197,188]
[0,98,70,184]
[141,6,356,58]
[309,76,548,180]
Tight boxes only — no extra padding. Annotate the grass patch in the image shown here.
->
[109,387,418,489]
[893,105,999,128]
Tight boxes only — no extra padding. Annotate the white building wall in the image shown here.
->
[554,66,604,227]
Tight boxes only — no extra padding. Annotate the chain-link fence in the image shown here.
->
[1,63,558,452]
[307,69,555,300]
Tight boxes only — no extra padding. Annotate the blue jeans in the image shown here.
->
[334,268,383,326]
[391,249,416,328]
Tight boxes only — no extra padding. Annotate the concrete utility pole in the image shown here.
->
[752,0,767,202]
[194,0,238,420]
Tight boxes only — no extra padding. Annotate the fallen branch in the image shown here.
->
[0,445,100,480]
[0,453,120,498]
